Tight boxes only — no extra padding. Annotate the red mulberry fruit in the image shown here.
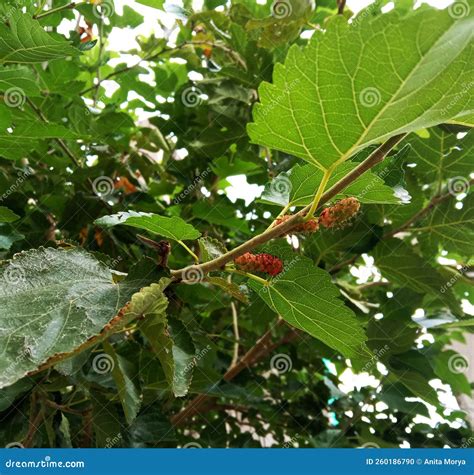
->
[319,197,360,229]
[234,252,283,276]
[274,215,319,234]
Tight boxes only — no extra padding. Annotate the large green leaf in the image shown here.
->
[0,11,79,64]
[406,128,473,181]
[0,248,164,389]
[248,8,473,169]
[373,240,461,313]
[95,212,201,241]
[416,193,473,256]
[249,257,369,359]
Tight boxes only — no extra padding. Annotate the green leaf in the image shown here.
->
[0,247,155,389]
[0,122,84,160]
[198,237,227,262]
[206,276,249,304]
[115,6,144,28]
[249,257,369,359]
[0,206,19,223]
[431,350,471,396]
[391,370,439,407]
[0,65,41,96]
[0,11,79,64]
[141,315,195,397]
[286,161,400,207]
[126,405,176,446]
[58,414,72,448]
[367,316,418,356]
[416,193,474,256]
[0,224,24,250]
[135,0,165,9]
[372,239,461,313]
[103,340,141,425]
[248,8,473,169]
[406,128,473,182]
[91,391,123,448]
[95,212,201,241]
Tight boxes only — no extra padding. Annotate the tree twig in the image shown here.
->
[34,2,77,19]
[337,0,347,15]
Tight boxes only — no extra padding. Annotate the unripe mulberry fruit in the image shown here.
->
[274,215,319,234]
[234,252,283,276]
[319,197,360,229]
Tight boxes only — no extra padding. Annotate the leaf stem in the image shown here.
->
[177,240,199,262]
[266,202,291,231]
[304,167,333,220]
[227,268,269,286]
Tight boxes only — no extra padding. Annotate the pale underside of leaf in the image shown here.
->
[0,247,170,389]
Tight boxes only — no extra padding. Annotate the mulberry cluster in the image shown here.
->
[319,197,360,229]
[234,252,283,276]
[274,215,319,235]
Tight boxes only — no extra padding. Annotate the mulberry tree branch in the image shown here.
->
[171,134,406,280]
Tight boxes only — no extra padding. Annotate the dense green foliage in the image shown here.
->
[0,0,472,449]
